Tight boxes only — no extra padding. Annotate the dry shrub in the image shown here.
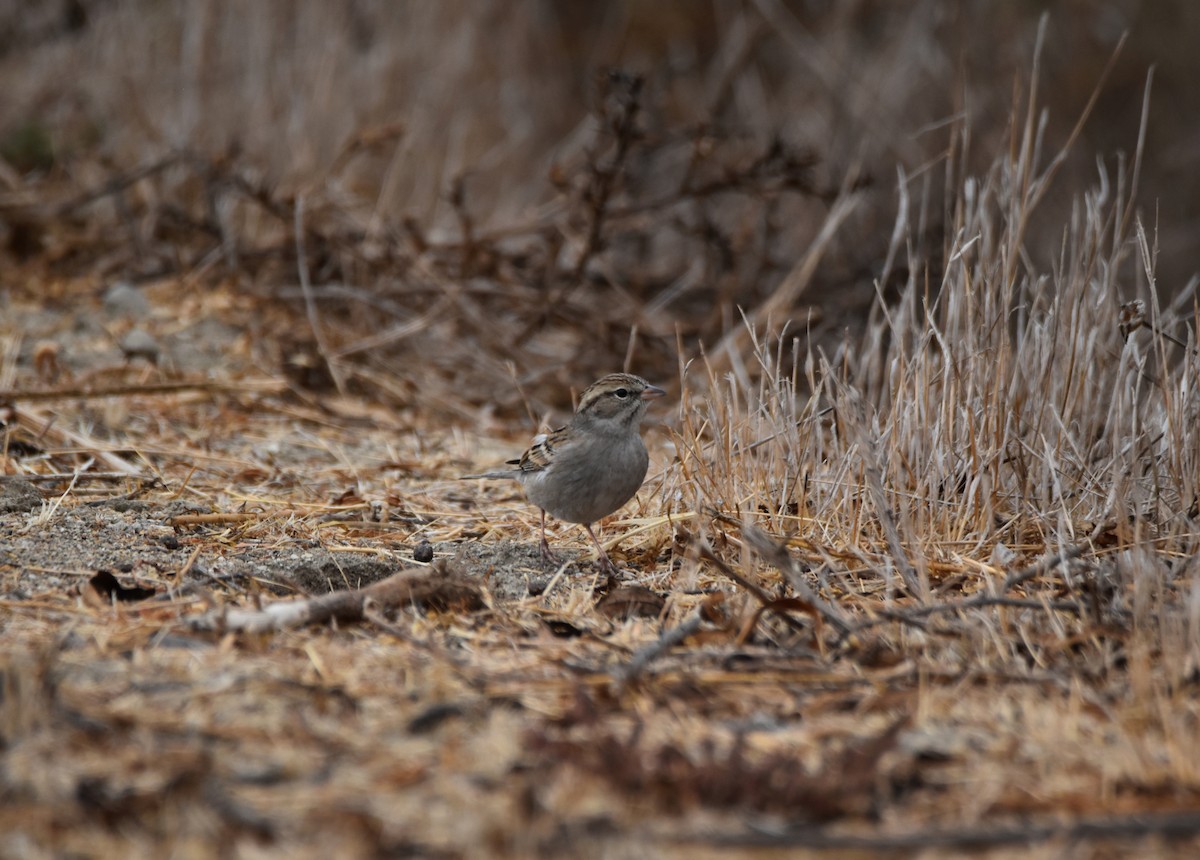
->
[656,26,1199,762]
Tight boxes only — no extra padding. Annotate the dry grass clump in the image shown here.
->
[666,27,1197,569]
[666,81,1198,608]
[627,56,1200,847]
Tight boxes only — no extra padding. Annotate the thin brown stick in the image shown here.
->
[612,605,708,688]
[0,379,285,402]
[692,532,810,637]
[362,606,489,688]
[739,522,853,636]
[173,545,204,588]
[845,545,1089,638]
[293,194,345,394]
[169,513,261,527]
[51,152,187,215]
[189,560,483,633]
[683,808,1200,851]
[0,472,140,483]
[859,444,926,600]
[1000,543,1087,593]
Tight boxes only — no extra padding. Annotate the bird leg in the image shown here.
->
[584,523,618,574]
[538,509,559,563]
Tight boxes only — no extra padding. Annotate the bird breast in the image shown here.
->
[520,433,650,525]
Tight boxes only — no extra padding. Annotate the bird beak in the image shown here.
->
[641,384,666,400]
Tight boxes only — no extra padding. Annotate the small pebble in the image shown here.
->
[413,540,434,563]
[120,328,160,363]
[0,477,43,513]
[103,281,150,318]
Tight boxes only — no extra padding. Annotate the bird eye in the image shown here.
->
[613,388,630,399]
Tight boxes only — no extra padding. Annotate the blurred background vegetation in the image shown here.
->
[0,0,1195,412]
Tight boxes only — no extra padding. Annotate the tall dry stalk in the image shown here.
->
[663,66,1198,629]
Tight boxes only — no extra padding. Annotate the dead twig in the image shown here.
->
[845,544,1090,639]
[739,521,853,637]
[689,808,1200,850]
[169,513,261,527]
[999,543,1087,593]
[188,560,484,633]
[293,194,346,394]
[51,152,188,216]
[0,379,286,402]
[362,606,490,689]
[690,530,811,638]
[0,472,142,484]
[859,442,926,600]
[571,70,643,282]
[612,598,717,688]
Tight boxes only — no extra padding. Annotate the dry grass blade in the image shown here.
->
[844,391,927,601]
[847,544,1092,634]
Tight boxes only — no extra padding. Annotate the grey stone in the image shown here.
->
[103,281,150,318]
[0,477,44,513]
[120,328,160,363]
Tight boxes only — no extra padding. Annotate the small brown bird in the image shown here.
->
[465,373,665,571]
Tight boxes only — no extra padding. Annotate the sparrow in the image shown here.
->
[465,373,665,572]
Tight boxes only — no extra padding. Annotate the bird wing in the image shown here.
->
[463,425,570,479]
[510,426,568,474]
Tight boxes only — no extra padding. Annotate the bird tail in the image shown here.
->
[460,470,516,480]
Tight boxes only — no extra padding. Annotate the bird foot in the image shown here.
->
[539,537,561,565]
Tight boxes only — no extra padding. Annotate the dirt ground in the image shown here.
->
[3,270,1199,860]
[0,284,717,859]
